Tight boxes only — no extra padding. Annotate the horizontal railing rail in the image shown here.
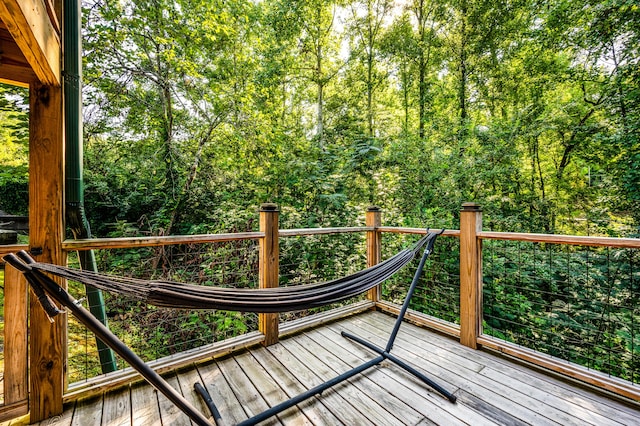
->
[479,231,640,248]
[0,245,29,256]
[61,231,264,251]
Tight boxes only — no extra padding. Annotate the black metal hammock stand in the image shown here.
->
[3,230,456,426]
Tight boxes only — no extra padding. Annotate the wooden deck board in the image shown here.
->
[70,395,102,426]
[156,373,191,426]
[233,351,310,425]
[354,313,588,425]
[13,310,640,426]
[249,347,343,425]
[130,383,160,426]
[265,341,370,425]
[278,337,395,425]
[363,311,636,426]
[216,355,281,425]
[344,316,561,425]
[313,322,499,426]
[289,332,423,425]
[101,387,130,426]
[195,360,247,425]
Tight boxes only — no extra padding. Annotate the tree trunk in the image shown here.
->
[458,0,469,155]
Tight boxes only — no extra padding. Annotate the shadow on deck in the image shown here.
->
[22,311,640,425]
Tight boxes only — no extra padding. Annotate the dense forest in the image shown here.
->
[0,0,638,237]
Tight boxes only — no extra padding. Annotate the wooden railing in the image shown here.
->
[2,203,640,422]
[376,204,640,402]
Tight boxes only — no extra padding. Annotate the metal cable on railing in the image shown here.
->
[381,233,460,325]
[483,239,640,385]
[278,232,368,322]
[66,240,260,384]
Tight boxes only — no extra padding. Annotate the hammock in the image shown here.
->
[3,230,455,426]
[5,232,434,313]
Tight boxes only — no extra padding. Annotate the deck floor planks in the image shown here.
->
[175,365,216,424]
[70,395,103,426]
[129,382,161,426]
[101,386,130,426]
[233,350,311,425]
[34,402,75,426]
[17,310,640,426]
[363,312,634,426]
[195,359,248,425]
[265,341,371,425]
[215,355,281,425]
[292,331,425,425]
[341,313,570,425]
[366,312,639,425]
[244,347,342,425]
[277,337,398,425]
[310,323,500,426]
[155,373,192,426]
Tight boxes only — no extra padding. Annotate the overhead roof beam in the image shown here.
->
[0,0,61,86]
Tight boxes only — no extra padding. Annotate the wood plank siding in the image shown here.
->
[7,310,639,426]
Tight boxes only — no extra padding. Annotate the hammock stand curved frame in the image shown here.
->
[3,230,456,426]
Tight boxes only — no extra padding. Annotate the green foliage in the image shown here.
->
[0,84,29,215]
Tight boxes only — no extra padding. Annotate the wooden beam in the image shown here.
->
[479,231,640,248]
[0,400,29,423]
[459,203,482,349]
[29,82,66,421]
[62,231,264,251]
[0,27,38,86]
[0,0,60,86]
[259,203,280,346]
[365,206,382,302]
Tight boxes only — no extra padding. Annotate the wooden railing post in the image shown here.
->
[259,203,280,346]
[366,206,382,302]
[28,82,67,421]
[460,202,482,349]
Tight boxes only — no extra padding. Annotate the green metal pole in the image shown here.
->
[63,0,117,373]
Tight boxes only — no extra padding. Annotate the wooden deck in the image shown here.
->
[17,310,640,425]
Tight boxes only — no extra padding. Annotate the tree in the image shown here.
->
[0,84,29,214]
[83,0,249,234]
[347,0,393,137]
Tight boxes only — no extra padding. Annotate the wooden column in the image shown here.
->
[460,202,482,349]
[366,206,382,302]
[259,203,279,346]
[2,265,29,418]
[29,82,67,421]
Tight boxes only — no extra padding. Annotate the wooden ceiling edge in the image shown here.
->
[0,0,61,86]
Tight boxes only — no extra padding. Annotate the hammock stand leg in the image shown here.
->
[341,233,457,404]
[197,232,456,426]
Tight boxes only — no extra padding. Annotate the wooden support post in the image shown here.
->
[460,202,482,349]
[29,82,67,421]
[3,266,29,415]
[366,206,382,302]
[259,203,279,346]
